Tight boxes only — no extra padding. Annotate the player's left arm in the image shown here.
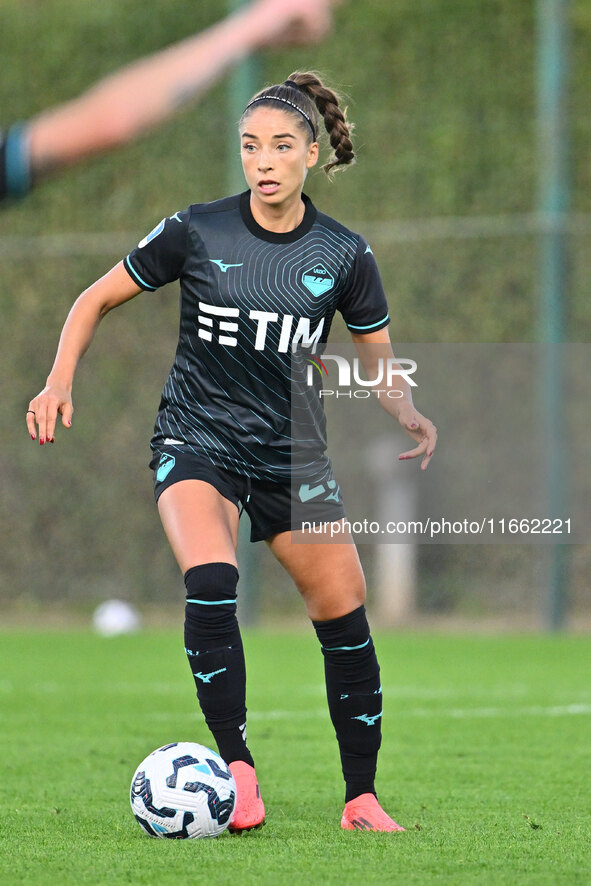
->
[351,327,437,471]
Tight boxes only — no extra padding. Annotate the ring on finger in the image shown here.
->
[26,410,36,416]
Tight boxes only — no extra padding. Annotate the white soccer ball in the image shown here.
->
[92,599,141,637]
[130,742,236,839]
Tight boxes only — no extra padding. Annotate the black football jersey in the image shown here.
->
[124,191,390,481]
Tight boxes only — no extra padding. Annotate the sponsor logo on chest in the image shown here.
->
[196,302,324,353]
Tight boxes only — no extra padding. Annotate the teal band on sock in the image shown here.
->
[322,638,370,652]
[186,598,237,605]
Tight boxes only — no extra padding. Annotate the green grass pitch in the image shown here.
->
[1,628,589,885]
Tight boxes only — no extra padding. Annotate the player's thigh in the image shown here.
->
[157,479,239,573]
[267,521,366,621]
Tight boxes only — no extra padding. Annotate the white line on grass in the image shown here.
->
[247,703,591,720]
[144,703,591,723]
[440,703,591,719]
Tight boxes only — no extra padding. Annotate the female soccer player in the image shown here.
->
[27,72,437,833]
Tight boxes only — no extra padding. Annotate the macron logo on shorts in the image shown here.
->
[156,453,176,483]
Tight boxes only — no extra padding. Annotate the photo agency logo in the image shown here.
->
[305,354,418,399]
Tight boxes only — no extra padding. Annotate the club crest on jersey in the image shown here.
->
[302,264,334,297]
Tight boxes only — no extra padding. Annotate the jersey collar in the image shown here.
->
[240,190,317,244]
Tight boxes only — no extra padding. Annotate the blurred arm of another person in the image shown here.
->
[1,0,342,199]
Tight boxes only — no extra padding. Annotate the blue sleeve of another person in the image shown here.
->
[0,122,32,201]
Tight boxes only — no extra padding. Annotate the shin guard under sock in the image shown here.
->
[184,562,253,767]
[313,605,382,801]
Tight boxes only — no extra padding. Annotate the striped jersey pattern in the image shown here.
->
[124,191,390,481]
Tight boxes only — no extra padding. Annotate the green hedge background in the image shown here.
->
[1,1,589,625]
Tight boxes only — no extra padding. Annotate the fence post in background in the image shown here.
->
[365,436,417,625]
[536,0,571,631]
[227,0,260,193]
[228,0,260,624]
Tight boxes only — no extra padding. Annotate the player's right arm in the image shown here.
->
[26,262,141,445]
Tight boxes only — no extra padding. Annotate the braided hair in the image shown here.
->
[241,71,355,177]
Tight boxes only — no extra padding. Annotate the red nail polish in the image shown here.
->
[30,434,36,441]
[67,420,72,427]
[40,438,45,445]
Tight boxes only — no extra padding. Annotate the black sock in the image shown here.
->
[313,606,382,802]
[184,562,254,768]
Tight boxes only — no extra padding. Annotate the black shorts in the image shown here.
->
[150,446,347,543]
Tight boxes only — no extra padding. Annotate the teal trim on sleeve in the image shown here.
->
[5,122,32,197]
[123,256,157,291]
[347,314,390,331]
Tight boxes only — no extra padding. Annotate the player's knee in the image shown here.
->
[312,604,375,661]
[298,576,366,619]
[184,562,239,644]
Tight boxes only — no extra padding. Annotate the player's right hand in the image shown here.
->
[26,383,73,445]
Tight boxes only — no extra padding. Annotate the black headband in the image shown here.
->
[243,89,317,139]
